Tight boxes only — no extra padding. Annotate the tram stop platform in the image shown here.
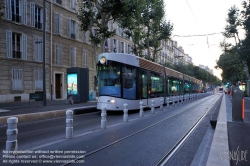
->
[0,99,98,126]
[207,94,250,166]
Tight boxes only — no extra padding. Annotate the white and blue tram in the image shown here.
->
[96,53,201,111]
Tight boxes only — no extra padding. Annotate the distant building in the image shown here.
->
[199,65,213,74]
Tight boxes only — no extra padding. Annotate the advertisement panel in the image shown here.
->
[67,73,78,95]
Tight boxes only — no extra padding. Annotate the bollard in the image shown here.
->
[151,100,155,114]
[176,97,179,106]
[6,117,18,154]
[101,106,107,129]
[172,97,175,107]
[66,110,73,139]
[167,98,170,109]
[123,103,128,122]
[139,101,144,117]
[160,99,163,111]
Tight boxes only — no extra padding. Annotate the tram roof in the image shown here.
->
[97,53,140,67]
[97,53,201,83]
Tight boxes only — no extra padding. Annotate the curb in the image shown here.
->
[0,105,97,126]
[206,94,230,166]
[0,109,67,126]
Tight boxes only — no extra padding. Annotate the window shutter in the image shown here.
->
[59,15,63,35]
[125,43,128,54]
[83,32,86,42]
[120,41,122,53]
[34,70,38,89]
[74,48,76,66]
[76,22,79,40]
[59,45,62,65]
[68,18,71,38]
[107,38,110,52]
[34,38,38,60]
[62,0,65,7]
[21,34,27,60]
[41,39,43,62]
[46,9,48,31]
[55,13,60,34]
[5,0,12,20]
[6,30,12,58]
[41,8,43,29]
[30,2,35,27]
[70,47,74,67]
[56,44,59,64]
[22,0,27,25]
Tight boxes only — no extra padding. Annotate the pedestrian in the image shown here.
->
[68,90,73,105]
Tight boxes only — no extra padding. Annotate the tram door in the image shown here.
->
[140,70,148,105]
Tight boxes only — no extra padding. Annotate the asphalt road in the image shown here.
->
[0,93,218,165]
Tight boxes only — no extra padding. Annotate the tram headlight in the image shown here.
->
[110,99,115,103]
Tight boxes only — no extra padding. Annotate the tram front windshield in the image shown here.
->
[97,62,121,97]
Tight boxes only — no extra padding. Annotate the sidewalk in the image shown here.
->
[207,94,250,166]
[0,100,98,126]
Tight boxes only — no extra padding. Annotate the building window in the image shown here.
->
[83,31,87,42]
[70,0,76,11]
[55,44,62,65]
[120,41,124,53]
[6,30,27,60]
[5,0,27,24]
[68,19,78,40]
[12,69,23,90]
[34,37,43,61]
[112,39,116,52]
[30,2,43,29]
[54,0,65,6]
[34,70,43,90]
[55,13,61,35]
[70,47,76,67]
[82,50,88,68]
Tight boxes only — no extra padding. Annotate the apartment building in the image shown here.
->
[0,0,136,103]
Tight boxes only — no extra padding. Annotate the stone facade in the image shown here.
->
[0,0,192,103]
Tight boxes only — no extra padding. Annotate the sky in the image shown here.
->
[164,0,245,80]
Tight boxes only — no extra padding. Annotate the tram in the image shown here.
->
[96,53,201,111]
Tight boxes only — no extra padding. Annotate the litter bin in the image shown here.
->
[232,86,243,122]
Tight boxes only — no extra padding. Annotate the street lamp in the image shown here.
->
[43,0,46,106]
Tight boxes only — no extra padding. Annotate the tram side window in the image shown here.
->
[184,81,190,94]
[139,70,147,99]
[122,66,136,99]
[168,77,179,96]
[98,65,121,97]
[149,73,163,97]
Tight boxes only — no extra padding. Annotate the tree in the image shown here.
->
[0,3,4,19]
[149,19,173,62]
[216,48,245,84]
[218,3,250,95]
[118,0,146,57]
[78,0,123,71]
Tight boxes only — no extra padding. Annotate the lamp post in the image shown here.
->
[43,0,46,106]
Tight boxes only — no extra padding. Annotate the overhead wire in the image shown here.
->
[186,0,198,23]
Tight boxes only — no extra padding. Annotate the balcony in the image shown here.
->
[13,51,22,59]
[71,33,76,39]
[35,22,43,29]
[56,0,62,5]
[12,14,21,23]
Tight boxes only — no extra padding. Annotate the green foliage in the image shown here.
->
[0,4,4,19]
[217,2,250,85]
[78,0,122,48]
[118,0,173,57]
